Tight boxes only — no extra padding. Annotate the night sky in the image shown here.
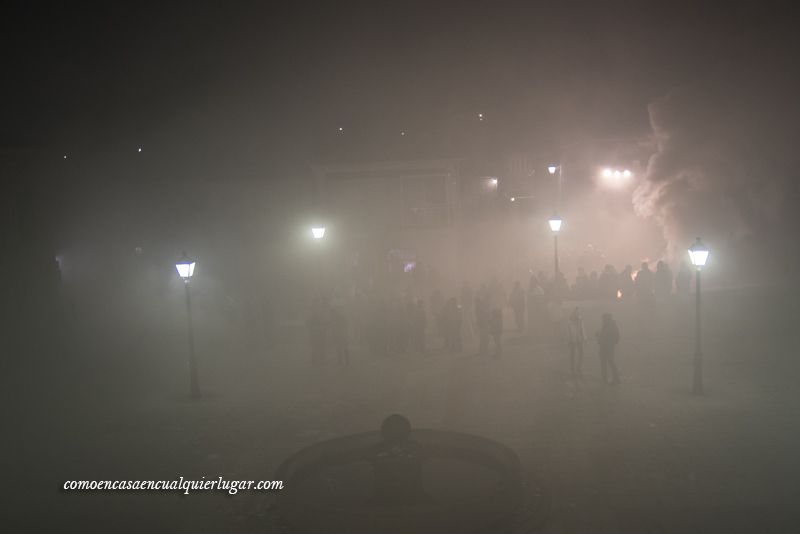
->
[4,1,800,278]
[5,2,795,162]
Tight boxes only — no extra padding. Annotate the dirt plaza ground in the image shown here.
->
[8,286,800,533]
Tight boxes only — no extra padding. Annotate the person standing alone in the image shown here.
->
[596,312,620,384]
[566,307,586,377]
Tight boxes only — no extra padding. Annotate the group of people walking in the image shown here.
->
[304,256,696,380]
[565,308,621,384]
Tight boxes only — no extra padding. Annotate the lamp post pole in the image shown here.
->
[692,268,703,395]
[176,253,200,399]
[185,280,201,399]
[688,237,708,396]
[553,233,559,280]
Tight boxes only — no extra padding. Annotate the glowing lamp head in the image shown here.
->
[623,169,632,177]
[548,215,562,233]
[311,226,326,239]
[548,165,558,175]
[602,168,613,178]
[688,238,709,268]
[489,177,498,187]
[175,253,196,281]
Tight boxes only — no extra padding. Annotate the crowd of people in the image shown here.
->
[305,258,693,381]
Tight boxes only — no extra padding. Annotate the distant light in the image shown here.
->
[602,168,613,178]
[175,253,196,280]
[548,215,562,233]
[135,246,143,255]
[510,196,516,202]
[403,261,416,273]
[617,290,622,300]
[138,147,142,152]
[63,154,68,159]
[338,127,343,132]
[623,169,632,177]
[613,170,622,178]
[400,131,406,136]
[688,238,709,268]
[311,226,326,239]
[489,177,498,187]
[478,113,484,121]
[548,165,558,175]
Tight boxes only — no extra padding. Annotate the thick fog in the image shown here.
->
[4,3,800,533]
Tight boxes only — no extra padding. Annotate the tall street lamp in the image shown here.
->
[548,215,562,283]
[688,238,709,395]
[176,253,201,399]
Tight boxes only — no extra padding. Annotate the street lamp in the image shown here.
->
[548,215,562,283]
[311,226,326,239]
[688,238,709,395]
[175,253,200,399]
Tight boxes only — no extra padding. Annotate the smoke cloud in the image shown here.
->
[633,63,799,283]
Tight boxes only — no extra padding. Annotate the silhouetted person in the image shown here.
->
[599,264,619,299]
[550,272,569,301]
[367,297,388,357]
[489,307,503,358]
[475,285,491,356]
[536,270,550,293]
[675,260,692,296]
[442,298,463,353]
[330,306,350,367]
[460,281,475,337]
[567,307,586,377]
[573,268,589,299]
[488,277,506,316]
[509,281,525,332]
[430,289,445,343]
[655,260,673,300]
[619,265,634,300]
[527,276,545,335]
[596,313,620,384]
[635,261,655,304]
[411,299,426,353]
[388,298,409,355]
[368,415,428,506]
[588,270,600,299]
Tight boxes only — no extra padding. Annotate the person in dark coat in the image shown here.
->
[619,265,635,301]
[635,262,655,303]
[596,312,621,384]
[489,307,503,358]
[655,260,674,300]
[442,298,463,353]
[526,276,545,335]
[509,281,525,332]
[411,299,427,354]
[599,264,619,300]
[475,285,491,356]
[566,307,586,377]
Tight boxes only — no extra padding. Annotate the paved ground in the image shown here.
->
[8,288,800,533]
